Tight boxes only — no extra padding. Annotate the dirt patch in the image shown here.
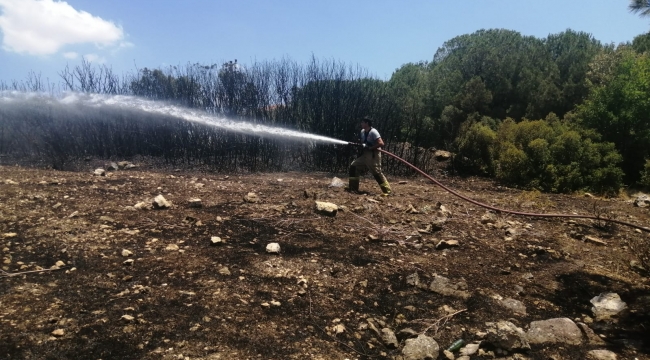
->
[1,165,649,359]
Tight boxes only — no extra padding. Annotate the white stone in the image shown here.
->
[590,293,627,320]
[266,242,281,254]
[315,201,338,216]
[402,334,440,360]
[526,318,582,345]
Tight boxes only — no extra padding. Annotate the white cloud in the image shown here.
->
[0,0,125,56]
[63,51,78,59]
[83,53,105,63]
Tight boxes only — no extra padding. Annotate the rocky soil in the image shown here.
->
[1,161,649,360]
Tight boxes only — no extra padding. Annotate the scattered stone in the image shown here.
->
[586,349,617,360]
[2,233,17,238]
[430,217,447,231]
[633,194,650,208]
[165,244,179,251]
[94,168,106,176]
[442,349,455,360]
[121,314,135,322]
[106,162,119,171]
[329,177,345,188]
[576,322,606,345]
[123,259,134,266]
[134,201,149,210]
[68,211,79,218]
[591,293,627,320]
[4,179,18,185]
[270,300,281,307]
[315,201,338,216]
[460,342,480,356]
[436,240,459,250]
[218,267,231,276]
[485,321,530,350]
[244,192,259,203]
[266,242,281,254]
[499,298,527,316]
[260,302,270,309]
[406,272,420,287]
[121,249,133,257]
[333,323,346,334]
[152,195,171,209]
[526,318,582,345]
[51,329,65,336]
[434,150,452,161]
[210,236,224,245]
[428,274,470,299]
[380,328,399,349]
[52,203,62,209]
[55,260,65,267]
[480,212,498,224]
[188,198,202,208]
[436,203,452,218]
[402,334,440,360]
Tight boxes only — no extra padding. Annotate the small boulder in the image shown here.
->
[526,318,582,345]
[244,192,259,203]
[591,293,627,320]
[266,242,281,254]
[94,168,106,176]
[402,334,440,360]
[586,349,618,360]
[315,201,338,216]
[380,328,399,349]
[152,195,171,209]
[329,177,345,188]
[633,194,650,208]
[485,321,530,351]
[436,240,459,250]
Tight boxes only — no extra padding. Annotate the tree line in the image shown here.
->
[1,28,650,194]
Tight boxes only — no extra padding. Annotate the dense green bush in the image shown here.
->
[491,115,623,194]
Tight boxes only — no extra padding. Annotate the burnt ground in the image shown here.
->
[0,161,649,360]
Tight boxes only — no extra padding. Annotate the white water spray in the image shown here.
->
[21,92,346,145]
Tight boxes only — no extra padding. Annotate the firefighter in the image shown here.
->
[348,116,392,196]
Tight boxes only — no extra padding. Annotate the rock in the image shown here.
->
[165,244,179,251]
[106,162,118,171]
[436,240,459,250]
[586,349,618,360]
[315,201,338,216]
[121,249,133,257]
[406,272,420,287]
[460,342,480,356]
[134,201,149,210]
[333,323,346,334]
[121,314,135,322]
[188,198,202,208]
[152,195,171,209]
[499,298,527,316]
[590,293,627,320]
[429,274,470,299]
[430,217,447,231]
[329,177,345,188]
[94,168,106,176]
[4,179,18,185]
[51,329,65,336]
[436,203,452,218]
[380,328,399,349]
[55,260,65,267]
[2,232,17,238]
[244,192,259,203]
[434,150,452,161]
[123,259,134,266]
[442,349,455,360]
[633,194,650,208]
[270,300,281,307]
[576,322,606,345]
[210,236,224,245]
[485,321,530,350]
[266,243,281,254]
[481,212,498,224]
[218,267,231,276]
[526,318,582,345]
[402,334,440,360]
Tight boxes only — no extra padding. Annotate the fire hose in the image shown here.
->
[349,142,650,233]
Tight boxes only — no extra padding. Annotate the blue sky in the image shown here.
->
[0,0,648,86]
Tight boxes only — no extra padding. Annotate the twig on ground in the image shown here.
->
[0,267,65,278]
[412,309,467,335]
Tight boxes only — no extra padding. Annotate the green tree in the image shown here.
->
[630,0,650,17]
[577,47,650,183]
